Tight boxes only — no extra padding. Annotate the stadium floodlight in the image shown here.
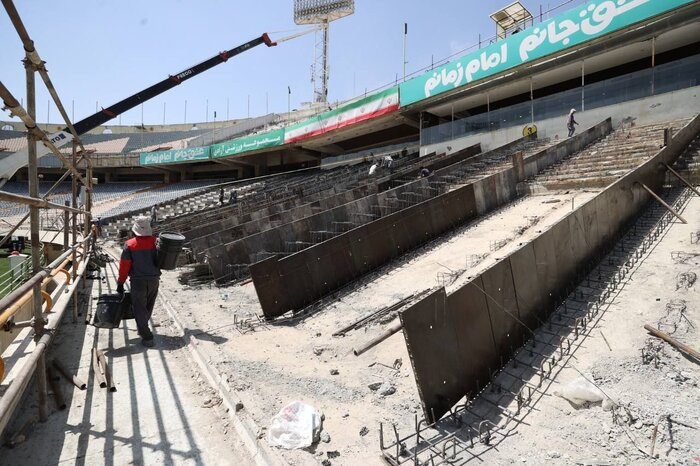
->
[294,0,355,104]
[490,1,533,40]
[294,0,354,24]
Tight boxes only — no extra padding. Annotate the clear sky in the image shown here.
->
[0,0,585,127]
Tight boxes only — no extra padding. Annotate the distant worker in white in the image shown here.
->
[368,162,378,176]
[567,108,579,137]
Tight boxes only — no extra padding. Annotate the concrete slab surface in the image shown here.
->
[0,261,251,466]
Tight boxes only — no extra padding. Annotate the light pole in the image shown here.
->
[287,86,291,114]
[403,22,408,81]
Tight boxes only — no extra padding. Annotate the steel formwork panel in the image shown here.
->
[397,115,700,430]
[249,255,284,318]
[449,279,500,400]
[495,169,517,206]
[477,174,500,214]
[509,243,544,330]
[481,258,523,357]
[551,218,575,291]
[594,192,614,248]
[206,244,228,279]
[578,199,602,260]
[400,289,465,424]
[532,228,559,316]
[278,250,315,312]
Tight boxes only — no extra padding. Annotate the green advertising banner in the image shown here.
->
[139,146,210,166]
[399,0,694,106]
[211,129,285,158]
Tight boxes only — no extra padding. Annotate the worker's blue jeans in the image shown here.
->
[130,279,159,340]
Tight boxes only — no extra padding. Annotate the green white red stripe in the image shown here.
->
[284,87,399,144]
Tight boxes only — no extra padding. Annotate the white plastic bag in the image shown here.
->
[553,376,606,408]
[267,401,322,449]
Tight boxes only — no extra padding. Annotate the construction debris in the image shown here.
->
[644,324,700,363]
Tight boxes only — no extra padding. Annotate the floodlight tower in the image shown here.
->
[490,1,533,40]
[294,0,354,104]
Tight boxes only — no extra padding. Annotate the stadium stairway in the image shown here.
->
[671,132,700,185]
[527,119,689,191]
[197,134,559,283]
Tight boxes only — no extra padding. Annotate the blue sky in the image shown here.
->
[0,0,585,127]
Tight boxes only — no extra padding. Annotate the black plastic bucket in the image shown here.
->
[157,232,185,270]
[94,293,131,328]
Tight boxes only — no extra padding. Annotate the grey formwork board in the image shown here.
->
[400,289,467,424]
[398,114,700,425]
[481,258,523,358]
[509,243,545,331]
[254,180,480,319]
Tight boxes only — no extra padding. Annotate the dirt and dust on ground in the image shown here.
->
[98,187,700,466]
[0,255,252,466]
[101,189,608,466]
[464,193,700,466]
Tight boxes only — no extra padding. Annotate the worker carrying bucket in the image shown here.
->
[117,216,161,347]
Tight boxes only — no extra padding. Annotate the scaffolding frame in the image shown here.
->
[0,0,93,428]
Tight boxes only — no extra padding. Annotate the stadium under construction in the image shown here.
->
[1,0,699,464]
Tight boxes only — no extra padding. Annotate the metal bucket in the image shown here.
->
[157,232,185,270]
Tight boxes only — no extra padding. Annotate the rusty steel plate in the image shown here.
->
[481,258,523,357]
[509,243,544,331]
[400,288,465,424]
[249,255,285,319]
[448,278,500,399]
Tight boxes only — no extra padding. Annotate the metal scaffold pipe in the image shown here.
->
[0,251,90,438]
[0,168,76,249]
[1,0,87,154]
[353,319,403,356]
[0,80,88,187]
[0,190,88,215]
[0,242,84,328]
[24,59,49,423]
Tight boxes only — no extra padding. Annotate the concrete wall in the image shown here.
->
[250,120,612,318]
[422,86,700,156]
[401,114,700,423]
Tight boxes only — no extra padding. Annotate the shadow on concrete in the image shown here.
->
[0,258,209,465]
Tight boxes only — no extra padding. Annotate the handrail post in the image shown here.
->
[71,140,78,323]
[63,201,69,250]
[25,56,49,423]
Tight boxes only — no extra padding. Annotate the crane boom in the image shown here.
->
[0,33,276,184]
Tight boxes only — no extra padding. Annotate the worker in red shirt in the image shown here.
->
[116,216,161,347]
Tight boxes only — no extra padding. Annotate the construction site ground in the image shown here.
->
[133,189,604,466]
[1,191,698,465]
[142,186,700,466]
[469,191,700,466]
[163,188,696,466]
[0,262,252,465]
